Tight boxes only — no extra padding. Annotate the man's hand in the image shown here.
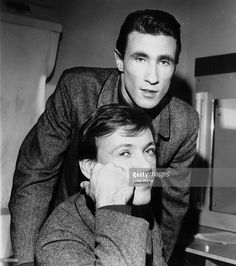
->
[80,162,134,209]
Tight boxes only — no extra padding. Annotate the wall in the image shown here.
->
[185,0,236,88]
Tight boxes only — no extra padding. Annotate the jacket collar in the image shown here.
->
[76,192,95,233]
[152,102,170,140]
[97,69,170,140]
[97,70,120,108]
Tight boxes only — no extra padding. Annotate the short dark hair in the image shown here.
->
[77,104,155,161]
[116,9,181,63]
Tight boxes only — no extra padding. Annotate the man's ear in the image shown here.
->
[79,159,96,179]
[114,49,124,72]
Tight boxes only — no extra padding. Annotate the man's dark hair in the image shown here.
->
[116,9,181,63]
[77,104,155,161]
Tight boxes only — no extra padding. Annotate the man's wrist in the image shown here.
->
[98,205,132,215]
[96,199,126,209]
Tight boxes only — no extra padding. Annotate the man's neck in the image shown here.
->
[118,74,136,107]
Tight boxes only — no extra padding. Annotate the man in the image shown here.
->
[9,9,199,265]
[35,104,166,265]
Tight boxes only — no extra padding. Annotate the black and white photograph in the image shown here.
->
[1,0,236,265]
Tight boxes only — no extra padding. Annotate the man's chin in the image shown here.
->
[132,189,151,205]
[136,100,161,110]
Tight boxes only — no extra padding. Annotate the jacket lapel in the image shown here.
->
[153,103,170,140]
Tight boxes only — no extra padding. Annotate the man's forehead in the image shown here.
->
[125,31,176,55]
[127,30,176,42]
[96,127,154,149]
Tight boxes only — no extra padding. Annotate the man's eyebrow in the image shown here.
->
[158,55,175,63]
[131,53,175,63]
[111,141,156,153]
[131,52,149,59]
[144,141,156,150]
[111,144,133,153]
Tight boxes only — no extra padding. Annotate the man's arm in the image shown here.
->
[8,70,74,265]
[160,110,199,261]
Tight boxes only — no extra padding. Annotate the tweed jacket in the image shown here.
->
[35,193,167,266]
[9,67,199,265]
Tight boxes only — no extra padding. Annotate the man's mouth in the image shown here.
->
[141,89,159,97]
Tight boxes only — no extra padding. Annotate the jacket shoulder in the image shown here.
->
[36,193,91,246]
[56,67,118,110]
[62,67,118,85]
[170,97,199,130]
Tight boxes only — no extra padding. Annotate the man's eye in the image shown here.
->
[160,60,170,66]
[119,151,131,157]
[145,148,156,156]
[135,57,146,62]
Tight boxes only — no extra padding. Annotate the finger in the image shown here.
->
[111,162,126,171]
[112,164,131,184]
[80,181,93,198]
[111,163,131,178]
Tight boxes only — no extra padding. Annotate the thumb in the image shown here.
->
[80,181,94,201]
[80,181,90,190]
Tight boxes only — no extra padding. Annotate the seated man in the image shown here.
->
[35,104,166,266]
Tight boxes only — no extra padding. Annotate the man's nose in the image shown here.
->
[144,63,159,85]
[132,154,153,171]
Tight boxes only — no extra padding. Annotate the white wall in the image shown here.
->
[185,0,236,88]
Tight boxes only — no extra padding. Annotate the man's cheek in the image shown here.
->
[112,160,130,170]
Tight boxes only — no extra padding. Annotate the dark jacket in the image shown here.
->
[9,67,199,264]
[35,192,167,266]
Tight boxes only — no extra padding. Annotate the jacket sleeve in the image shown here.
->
[160,110,199,261]
[35,208,166,266]
[8,70,74,264]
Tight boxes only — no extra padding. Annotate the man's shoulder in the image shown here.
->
[35,193,95,262]
[37,193,91,239]
[45,194,82,225]
[62,66,118,84]
[169,97,199,129]
[170,97,198,117]
[55,67,119,107]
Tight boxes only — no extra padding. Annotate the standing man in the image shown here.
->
[9,9,199,265]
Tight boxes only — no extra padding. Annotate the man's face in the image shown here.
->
[115,31,176,109]
[96,127,156,201]
[96,127,156,169]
